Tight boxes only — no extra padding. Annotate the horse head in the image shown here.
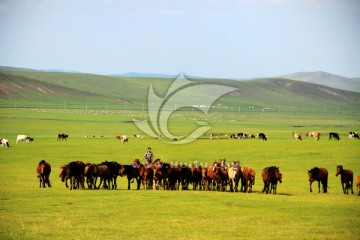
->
[336,165,343,176]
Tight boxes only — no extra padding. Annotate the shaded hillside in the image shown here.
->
[279,71,360,92]
[0,72,101,100]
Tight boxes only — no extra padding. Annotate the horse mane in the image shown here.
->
[39,160,46,165]
[310,167,319,175]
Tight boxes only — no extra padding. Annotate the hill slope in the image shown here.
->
[279,71,360,92]
[1,71,359,111]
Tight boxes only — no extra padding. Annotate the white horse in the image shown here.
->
[228,162,241,192]
[1,138,9,147]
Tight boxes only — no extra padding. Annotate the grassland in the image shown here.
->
[0,108,359,240]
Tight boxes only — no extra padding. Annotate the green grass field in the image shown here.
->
[0,108,359,240]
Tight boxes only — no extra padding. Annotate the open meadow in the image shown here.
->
[0,108,359,240]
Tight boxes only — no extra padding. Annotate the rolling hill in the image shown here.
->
[279,71,360,92]
[0,69,359,112]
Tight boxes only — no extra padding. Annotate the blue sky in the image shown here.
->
[0,0,359,78]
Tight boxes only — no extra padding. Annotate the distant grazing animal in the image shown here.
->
[335,165,354,194]
[16,135,28,144]
[258,133,267,141]
[1,138,9,147]
[356,176,360,196]
[294,132,302,141]
[25,137,34,143]
[306,131,320,140]
[242,167,256,193]
[116,134,128,144]
[57,133,68,141]
[329,132,340,140]
[36,160,51,188]
[349,131,359,140]
[262,166,282,194]
[308,167,328,193]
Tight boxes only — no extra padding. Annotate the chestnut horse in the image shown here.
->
[336,165,354,194]
[36,160,51,188]
[262,166,281,194]
[356,176,360,196]
[242,167,256,193]
[212,162,228,191]
[308,167,328,193]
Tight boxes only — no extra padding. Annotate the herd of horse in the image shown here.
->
[36,159,360,196]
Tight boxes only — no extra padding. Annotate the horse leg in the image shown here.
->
[127,178,131,190]
[318,181,321,193]
[351,180,354,194]
[309,182,312,192]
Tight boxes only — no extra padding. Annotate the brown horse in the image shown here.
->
[262,166,282,194]
[336,165,354,194]
[356,176,360,196]
[191,164,203,190]
[308,167,328,193]
[36,160,51,188]
[242,167,255,193]
[142,165,154,190]
[212,161,228,192]
[204,163,218,191]
[120,165,141,190]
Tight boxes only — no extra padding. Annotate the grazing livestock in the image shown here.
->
[116,134,128,144]
[59,161,85,190]
[335,165,354,194]
[308,167,328,193]
[36,160,51,188]
[329,132,340,141]
[57,133,68,141]
[242,167,256,193]
[349,132,359,140]
[16,135,28,143]
[356,176,360,196]
[294,132,302,141]
[0,138,9,147]
[306,131,320,140]
[258,133,267,141]
[262,166,282,194]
